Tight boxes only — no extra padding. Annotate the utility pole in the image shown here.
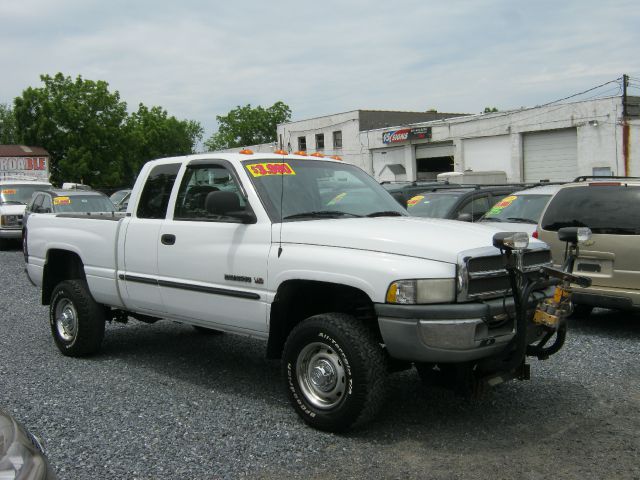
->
[622,74,630,175]
[622,74,629,117]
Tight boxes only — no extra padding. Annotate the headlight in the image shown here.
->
[0,215,21,227]
[0,441,47,479]
[386,279,455,304]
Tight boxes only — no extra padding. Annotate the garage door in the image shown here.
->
[463,135,512,180]
[372,147,405,179]
[415,141,454,159]
[523,129,577,182]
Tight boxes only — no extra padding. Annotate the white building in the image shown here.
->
[276,110,467,171]
[275,96,640,183]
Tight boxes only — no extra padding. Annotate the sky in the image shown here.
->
[1,0,639,144]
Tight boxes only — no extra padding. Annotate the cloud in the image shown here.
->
[1,0,639,142]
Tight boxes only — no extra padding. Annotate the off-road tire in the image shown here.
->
[569,304,594,319]
[282,313,387,432]
[49,280,106,357]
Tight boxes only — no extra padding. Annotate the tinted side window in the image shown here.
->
[541,185,640,234]
[31,194,44,211]
[174,164,246,221]
[460,195,490,219]
[136,163,181,219]
[42,195,52,212]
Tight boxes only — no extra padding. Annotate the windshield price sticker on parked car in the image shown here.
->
[407,195,425,207]
[53,197,71,206]
[327,192,347,205]
[487,195,517,215]
[1,189,16,195]
[246,163,296,177]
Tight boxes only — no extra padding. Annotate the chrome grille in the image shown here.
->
[458,247,551,302]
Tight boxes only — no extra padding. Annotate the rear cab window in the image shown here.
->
[136,163,181,219]
[541,185,640,234]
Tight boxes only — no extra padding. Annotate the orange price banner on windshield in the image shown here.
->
[53,197,71,205]
[246,163,296,177]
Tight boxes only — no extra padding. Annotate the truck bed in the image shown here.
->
[26,212,127,307]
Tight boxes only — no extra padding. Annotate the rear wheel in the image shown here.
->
[50,280,105,356]
[282,313,387,432]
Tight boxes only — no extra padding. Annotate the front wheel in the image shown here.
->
[569,304,593,319]
[282,313,387,432]
[50,280,106,356]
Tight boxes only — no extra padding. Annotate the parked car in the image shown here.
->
[109,188,132,211]
[0,180,53,249]
[405,185,520,221]
[0,408,57,479]
[381,180,442,206]
[23,189,116,230]
[478,184,564,235]
[537,177,640,316]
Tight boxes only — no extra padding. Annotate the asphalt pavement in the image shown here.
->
[1,246,639,479]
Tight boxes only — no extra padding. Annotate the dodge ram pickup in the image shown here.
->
[25,151,567,432]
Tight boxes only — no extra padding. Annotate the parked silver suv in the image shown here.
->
[537,177,640,316]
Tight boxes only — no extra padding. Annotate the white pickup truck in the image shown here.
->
[25,152,562,431]
[0,179,52,249]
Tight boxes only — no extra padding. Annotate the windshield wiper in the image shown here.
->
[283,210,362,220]
[505,217,536,224]
[366,211,404,217]
[0,200,26,205]
[480,217,501,222]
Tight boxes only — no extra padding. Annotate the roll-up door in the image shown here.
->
[523,129,577,182]
[463,135,512,179]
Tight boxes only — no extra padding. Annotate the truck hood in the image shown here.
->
[478,220,538,236]
[280,216,544,264]
[0,204,26,216]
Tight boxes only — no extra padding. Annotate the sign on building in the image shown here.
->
[0,156,50,181]
[382,126,432,144]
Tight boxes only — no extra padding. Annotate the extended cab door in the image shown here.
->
[156,161,271,333]
[120,162,181,314]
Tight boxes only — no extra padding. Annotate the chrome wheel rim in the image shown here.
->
[55,299,78,342]
[296,341,346,410]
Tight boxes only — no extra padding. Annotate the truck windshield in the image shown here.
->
[481,194,552,224]
[242,159,406,221]
[1,184,51,204]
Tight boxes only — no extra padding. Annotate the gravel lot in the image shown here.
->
[1,246,639,479]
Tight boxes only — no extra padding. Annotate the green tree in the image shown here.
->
[13,73,130,186]
[483,106,499,113]
[12,73,204,187]
[125,104,203,183]
[0,103,18,144]
[204,101,291,151]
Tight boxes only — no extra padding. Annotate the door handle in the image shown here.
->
[161,234,176,245]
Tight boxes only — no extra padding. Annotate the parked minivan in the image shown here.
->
[537,177,640,316]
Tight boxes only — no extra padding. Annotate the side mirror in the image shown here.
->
[390,192,408,209]
[557,227,592,243]
[205,191,256,224]
[457,212,473,222]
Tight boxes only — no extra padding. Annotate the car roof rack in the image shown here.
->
[573,175,640,182]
